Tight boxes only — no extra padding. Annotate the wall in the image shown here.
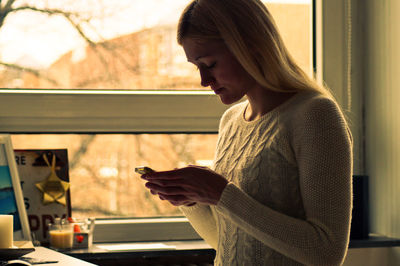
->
[365,0,400,238]
[364,0,400,264]
[320,0,400,264]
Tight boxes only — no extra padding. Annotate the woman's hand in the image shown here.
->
[141,165,228,206]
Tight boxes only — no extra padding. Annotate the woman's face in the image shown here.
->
[182,38,258,105]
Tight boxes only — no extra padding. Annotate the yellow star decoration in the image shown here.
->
[35,154,70,206]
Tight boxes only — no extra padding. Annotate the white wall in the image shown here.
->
[363,0,400,265]
[365,0,400,239]
[321,0,400,264]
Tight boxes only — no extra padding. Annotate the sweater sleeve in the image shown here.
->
[214,96,353,265]
[180,204,218,249]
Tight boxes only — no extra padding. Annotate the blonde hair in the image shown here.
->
[177,0,330,96]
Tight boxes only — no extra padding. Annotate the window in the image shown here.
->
[0,0,318,242]
[0,0,311,91]
[11,133,218,218]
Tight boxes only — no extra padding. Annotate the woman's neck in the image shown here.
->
[244,88,296,121]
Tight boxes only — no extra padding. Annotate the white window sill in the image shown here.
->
[93,217,201,243]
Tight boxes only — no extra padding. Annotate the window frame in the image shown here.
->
[0,0,351,243]
[0,90,227,134]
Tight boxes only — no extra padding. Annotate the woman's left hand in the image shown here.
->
[141,165,228,206]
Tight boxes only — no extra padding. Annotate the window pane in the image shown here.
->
[265,0,312,76]
[0,0,311,90]
[11,134,218,218]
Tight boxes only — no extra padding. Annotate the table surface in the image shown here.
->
[15,235,399,264]
[64,235,400,262]
[23,247,97,266]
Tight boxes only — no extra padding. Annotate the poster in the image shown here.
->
[14,149,71,245]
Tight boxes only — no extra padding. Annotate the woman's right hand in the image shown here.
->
[142,165,228,206]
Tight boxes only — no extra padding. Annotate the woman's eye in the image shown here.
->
[206,62,216,69]
[194,62,216,71]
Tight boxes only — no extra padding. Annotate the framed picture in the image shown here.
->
[14,149,71,244]
[0,134,31,241]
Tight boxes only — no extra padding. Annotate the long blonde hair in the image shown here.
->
[177,0,330,96]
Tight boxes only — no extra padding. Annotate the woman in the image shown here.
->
[142,0,353,265]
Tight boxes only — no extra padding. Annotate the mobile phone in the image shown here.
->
[135,166,155,175]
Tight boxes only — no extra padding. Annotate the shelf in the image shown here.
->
[349,234,400,248]
[64,235,400,264]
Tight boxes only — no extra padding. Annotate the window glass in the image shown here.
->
[4,0,312,220]
[11,134,218,218]
[0,0,311,90]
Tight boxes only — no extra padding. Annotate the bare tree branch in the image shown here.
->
[0,61,59,85]
[3,0,15,11]
[0,0,16,27]
[69,135,96,169]
[5,5,113,74]
[80,164,110,189]
[1,3,137,87]
[9,6,96,42]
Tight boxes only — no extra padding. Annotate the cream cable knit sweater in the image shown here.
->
[181,91,353,266]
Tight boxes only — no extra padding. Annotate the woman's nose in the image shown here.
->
[200,69,215,87]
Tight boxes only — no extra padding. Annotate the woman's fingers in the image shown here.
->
[142,169,183,181]
[158,193,193,206]
[145,182,188,195]
[154,179,189,187]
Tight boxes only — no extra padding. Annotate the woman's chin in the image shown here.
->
[218,94,242,105]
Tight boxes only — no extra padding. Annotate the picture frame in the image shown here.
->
[14,149,71,245]
[0,134,32,241]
